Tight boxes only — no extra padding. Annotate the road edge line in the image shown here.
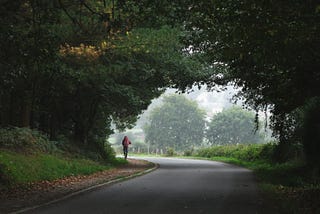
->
[11,161,159,214]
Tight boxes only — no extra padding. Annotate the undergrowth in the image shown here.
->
[0,127,126,187]
[0,150,113,186]
[195,144,320,213]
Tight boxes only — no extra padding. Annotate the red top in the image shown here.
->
[122,136,131,147]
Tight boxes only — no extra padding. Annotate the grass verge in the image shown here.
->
[0,150,126,187]
[194,144,320,214]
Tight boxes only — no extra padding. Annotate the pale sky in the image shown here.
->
[134,85,243,128]
[112,85,273,141]
[164,85,241,117]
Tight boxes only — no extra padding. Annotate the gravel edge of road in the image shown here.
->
[10,160,159,214]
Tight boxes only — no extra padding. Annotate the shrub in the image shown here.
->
[272,142,304,163]
[103,142,116,163]
[166,147,176,157]
[0,127,119,165]
[0,127,58,154]
[183,148,194,156]
[0,127,36,148]
[196,143,278,162]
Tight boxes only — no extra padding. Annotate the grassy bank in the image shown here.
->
[195,144,320,213]
[0,127,127,188]
[0,150,127,187]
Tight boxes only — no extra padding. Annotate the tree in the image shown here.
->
[206,107,265,145]
[181,1,320,165]
[0,1,213,160]
[0,0,160,154]
[124,0,320,166]
[144,95,205,152]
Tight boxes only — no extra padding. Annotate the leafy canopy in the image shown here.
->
[144,95,205,152]
[125,0,320,166]
[0,1,213,160]
[206,107,265,145]
[182,0,320,138]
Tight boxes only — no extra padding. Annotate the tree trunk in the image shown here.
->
[21,99,31,127]
[74,122,89,146]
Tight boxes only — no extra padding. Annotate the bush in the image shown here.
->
[103,142,116,163]
[0,127,58,154]
[272,142,304,163]
[0,127,117,163]
[0,127,36,148]
[260,143,277,159]
[68,141,116,164]
[166,147,176,157]
[196,143,278,162]
[184,148,194,156]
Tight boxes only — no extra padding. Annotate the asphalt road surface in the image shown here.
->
[26,157,272,214]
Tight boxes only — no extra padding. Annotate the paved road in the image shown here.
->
[26,157,271,214]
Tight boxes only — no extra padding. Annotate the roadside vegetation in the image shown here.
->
[195,144,320,213]
[0,151,110,185]
[122,143,319,213]
[0,127,126,188]
[1,1,319,213]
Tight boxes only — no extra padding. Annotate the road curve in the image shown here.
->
[25,157,271,214]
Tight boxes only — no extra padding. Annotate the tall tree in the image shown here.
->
[144,95,205,152]
[119,0,320,166]
[182,0,320,165]
[0,1,213,159]
[206,107,265,145]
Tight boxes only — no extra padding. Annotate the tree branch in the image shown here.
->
[58,0,82,28]
[81,0,101,16]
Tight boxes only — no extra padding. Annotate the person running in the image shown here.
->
[122,136,131,159]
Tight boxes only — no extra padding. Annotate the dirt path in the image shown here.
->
[0,159,155,214]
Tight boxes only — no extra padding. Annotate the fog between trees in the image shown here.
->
[110,91,271,154]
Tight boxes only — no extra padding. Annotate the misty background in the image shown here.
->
[109,85,274,155]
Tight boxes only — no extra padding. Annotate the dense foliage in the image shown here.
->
[0,1,211,159]
[206,107,265,145]
[182,1,320,166]
[144,95,205,152]
[0,127,59,154]
[122,0,320,167]
[196,144,276,162]
[196,144,320,213]
[1,1,319,167]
